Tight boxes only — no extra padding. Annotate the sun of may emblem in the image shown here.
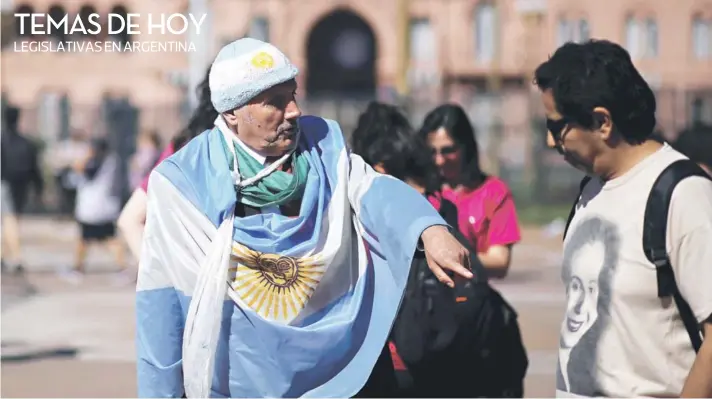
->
[250,51,275,69]
[229,242,325,322]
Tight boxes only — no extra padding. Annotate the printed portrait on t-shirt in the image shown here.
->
[557,217,620,396]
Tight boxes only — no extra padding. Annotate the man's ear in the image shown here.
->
[222,110,240,128]
[593,106,613,141]
[373,163,386,174]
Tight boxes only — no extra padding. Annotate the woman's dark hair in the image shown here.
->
[418,103,486,188]
[351,101,441,194]
[672,123,712,168]
[172,67,218,150]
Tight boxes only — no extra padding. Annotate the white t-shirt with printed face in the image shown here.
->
[556,144,712,398]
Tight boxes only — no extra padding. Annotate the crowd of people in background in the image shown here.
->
[3,88,708,282]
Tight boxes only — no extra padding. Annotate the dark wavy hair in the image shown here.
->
[534,39,657,144]
[672,123,712,168]
[351,101,441,194]
[418,103,486,189]
[172,67,218,150]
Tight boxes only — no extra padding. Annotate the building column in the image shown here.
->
[395,0,410,98]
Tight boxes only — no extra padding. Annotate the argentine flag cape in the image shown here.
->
[136,116,446,398]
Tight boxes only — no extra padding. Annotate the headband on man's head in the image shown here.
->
[209,38,299,113]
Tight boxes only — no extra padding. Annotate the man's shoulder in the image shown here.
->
[157,131,212,174]
[595,145,689,197]
[298,115,336,128]
[149,130,234,225]
[638,144,691,181]
[298,115,345,145]
[649,147,712,215]
[669,173,712,220]
[151,131,213,196]
[653,156,712,245]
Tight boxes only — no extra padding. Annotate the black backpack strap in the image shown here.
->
[563,176,592,240]
[438,198,488,283]
[644,159,710,353]
[438,198,459,230]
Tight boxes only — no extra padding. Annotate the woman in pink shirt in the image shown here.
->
[117,68,218,260]
[419,104,521,278]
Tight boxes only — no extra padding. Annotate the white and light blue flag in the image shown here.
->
[136,116,446,397]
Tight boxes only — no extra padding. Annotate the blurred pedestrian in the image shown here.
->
[1,106,43,273]
[48,129,91,216]
[59,138,127,284]
[1,181,22,274]
[129,130,162,190]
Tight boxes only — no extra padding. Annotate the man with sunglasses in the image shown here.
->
[534,39,712,398]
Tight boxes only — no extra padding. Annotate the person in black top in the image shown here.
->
[0,106,43,214]
[1,105,43,273]
[351,101,455,396]
[351,102,528,398]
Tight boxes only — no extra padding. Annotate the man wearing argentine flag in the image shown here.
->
[136,38,473,398]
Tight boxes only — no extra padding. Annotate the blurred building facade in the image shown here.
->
[2,0,712,135]
[1,0,711,209]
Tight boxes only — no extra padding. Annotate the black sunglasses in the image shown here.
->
[546,117,572,155]
[546,117,570,142]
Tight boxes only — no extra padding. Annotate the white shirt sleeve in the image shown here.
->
[668,176,712,324]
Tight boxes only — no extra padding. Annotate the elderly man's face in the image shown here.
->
[223,79,302,157]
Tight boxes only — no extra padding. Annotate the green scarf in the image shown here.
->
[219,132,309,208]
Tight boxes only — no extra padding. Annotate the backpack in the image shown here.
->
[0,132,37,183]
[564,159,708,353]
[390,199,528,397]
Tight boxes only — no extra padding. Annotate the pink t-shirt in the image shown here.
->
[440,176,521,253]
[139,142,175,192]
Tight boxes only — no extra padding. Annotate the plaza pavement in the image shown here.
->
[1,217,566,398]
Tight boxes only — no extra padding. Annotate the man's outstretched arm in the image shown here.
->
[347,153,472,286]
